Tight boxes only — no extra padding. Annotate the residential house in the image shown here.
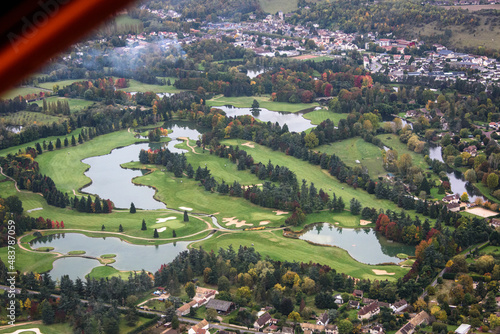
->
[206,299,235,315]
[254,312,272,330]
[391,300,408,313]
[264,325,279,333]
[463,145,477,157]
[358,302,380,320]
[176,300,198,316]
[442,194,460,204]
[324,324,338,334]
[188,319,209,334]
[316,312,329,326]
[446,203,461,212]
[455,324,471,334]
[395,311,430,334]
[194,287,218,305]
[300,323,325,333]
[353,290,364,299]
[348,300,360,309]
[492,218,500,229]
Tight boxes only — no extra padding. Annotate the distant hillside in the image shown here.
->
[258,0,326,14]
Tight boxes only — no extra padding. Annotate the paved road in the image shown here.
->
[0,285,264,332]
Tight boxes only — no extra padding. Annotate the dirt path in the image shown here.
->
[0,167,43,197]
[177,137,199,154]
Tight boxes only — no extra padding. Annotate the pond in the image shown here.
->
[299,223,415,265]
[31,233,195,280]
[213,105,313,133]
[428,145,483,201]
[81,122,203,209]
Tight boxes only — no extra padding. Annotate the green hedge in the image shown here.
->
[127,316,160,334]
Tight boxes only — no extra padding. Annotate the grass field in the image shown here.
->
[120,78,182,94]
[1,86,50,99]
[0,244,57,274]
[303,109,348,125]
[302,211,372,230]
[222,139,404,213]
[38,79,83,90]
[316,137,387,179]
[192,230,408,280]
[87,265,135,279]
[258,0,326,13]
[414,19,500,51]
[36,130,144,195]
[130,168,287,228]
[1,111,65,127]
[207,95,319,113]
[0,128,83,157]
[0,181,209,240]
[375,134,430,171]
[33,96,96,111]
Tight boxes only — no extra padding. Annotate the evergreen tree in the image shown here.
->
[71,135,76,146]
[36,142,43,154]
[64,137,69,147]
[40,299,55,324]
[101,224,105,230]
[86,195,93,213]
[48,141,54,151]
[184,210,189,222]
[349,198,362,215]
[153,228,159,238]
[141,219,147,230]
[55,138,61,149]
[94,197,102,213]
[173,229,176,238]
[78,134,83,144]
[130,202,136,213]
[119,224,123,232]
[102,199,110,213]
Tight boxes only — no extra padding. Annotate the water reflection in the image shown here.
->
[213,105,313,133]
[299,223,415,264]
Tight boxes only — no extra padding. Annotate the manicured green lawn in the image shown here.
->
[0,323,73,334]
[120,78,181,94]
[1,86,50,99]
[0,244,57,274]
[479,245,500,255]
[130,168,286,228]
[168,139,266,185]
[222,139,403,213]
[207,95,319,113]
[1,111,65,127]
[299,211,370,230]
[33,96,96,111]
[86,265,135,279]
[0,128,83,157]
[316,137,386,179]
[0,181,209,240]
[36,130,144,195]
[303,109,348,125]
[193,230,408,280]
[38,79,84,90]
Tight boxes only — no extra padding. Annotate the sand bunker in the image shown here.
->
[179,207,193,211]
[360,220,372,226]
[273,210,289,215]
[242,142,255,148]
[465,207,498,218]
[156,217,176,223]
[372,269,395,275]
[259,221,270,226]
[157,227,166,233]
[223,217,253,228]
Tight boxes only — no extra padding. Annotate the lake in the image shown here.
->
[81,122,203,209]
[299,223,415,264]
[213,105,313,133]
[31,233,194,280]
